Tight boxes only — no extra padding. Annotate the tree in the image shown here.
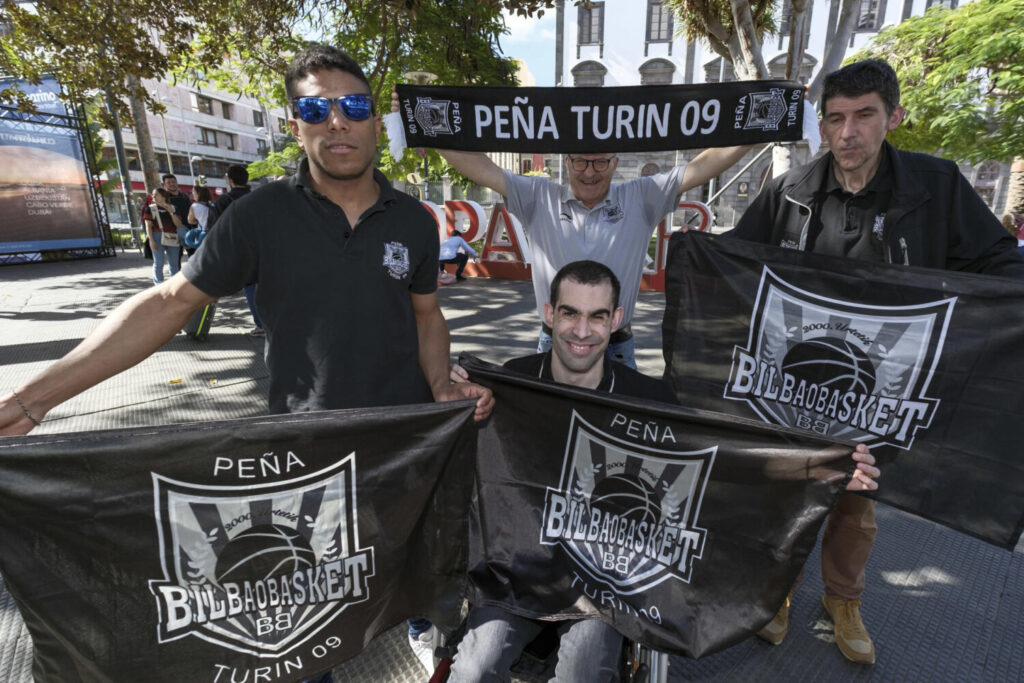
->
[668,0,860,91]
[1,1,553,188]
[851,0,1024,212]
[82,94,128,196]
[0,0,299,190]
[666,0,863,175]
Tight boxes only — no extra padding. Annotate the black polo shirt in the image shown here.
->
[808,153,892,262]
[168,191,192,224]
[183,159,439,413]
[503,353,679,404]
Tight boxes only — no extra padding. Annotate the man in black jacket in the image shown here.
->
[209,164,252,228]
[729,58,1024,665]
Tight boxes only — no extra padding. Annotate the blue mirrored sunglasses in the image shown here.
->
[291,94,374,124]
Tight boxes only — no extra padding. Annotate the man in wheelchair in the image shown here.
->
[446,260,879,681]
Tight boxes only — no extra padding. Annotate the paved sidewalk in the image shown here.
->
[0,253,1021,682]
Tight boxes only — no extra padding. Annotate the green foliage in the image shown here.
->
[247,143,304,180]
[0,0,296,124]
[82,94,130,195]
[1,0,552,187]
[0,0,550,126]
[852,0,1024,163]
[666,0,777,46]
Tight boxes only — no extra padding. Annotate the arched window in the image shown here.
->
[767,53,817,83]
[572,61,608,87]
[639,58,675,86]
[703,57,735,83]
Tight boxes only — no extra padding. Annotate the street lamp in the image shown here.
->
[403,71,437,198]
[256,126,274,155]
[152,91,174,174]
[190,155,203,182]
[162,92,198,182]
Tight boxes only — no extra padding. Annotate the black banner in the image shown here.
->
[393,81,806,153]
[0,402,477,682]
[462,355,854,658]
[663,232,1024,550]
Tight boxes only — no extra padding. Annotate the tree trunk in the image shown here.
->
[730,0,768,79]
[1007,157,1024,214]
[785,0,810,80]
[126,75,161,192]
[808,0,860,103]
[771,0,812,179]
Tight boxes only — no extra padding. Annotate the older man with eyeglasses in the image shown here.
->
[420,132,749,368]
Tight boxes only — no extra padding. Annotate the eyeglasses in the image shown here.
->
[291,94,374,124]
[568,156,615,172]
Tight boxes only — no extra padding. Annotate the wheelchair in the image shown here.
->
[428,616,670,683]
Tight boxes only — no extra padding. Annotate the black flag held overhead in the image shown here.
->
[0,402,477,683]
[392,81,806,153]
[662,231,1024,550]
[462,355,855,658]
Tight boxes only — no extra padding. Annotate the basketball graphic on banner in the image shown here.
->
[215,524,317,585]
[781,338,876,394]
[590,473,659,527]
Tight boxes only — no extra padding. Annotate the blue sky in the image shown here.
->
[500,10,557,86]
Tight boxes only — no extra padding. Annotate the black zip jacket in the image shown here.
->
[727,142,1024,278]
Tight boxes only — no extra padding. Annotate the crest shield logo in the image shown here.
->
[541,412,715,594]
[414,97,454,137]
[725,268,956,449]
[149,454,375,656]
[383,241,410,279]
[744,89,787,131]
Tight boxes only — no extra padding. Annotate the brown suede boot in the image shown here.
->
[822,595,876,664]
[756,595,790,645]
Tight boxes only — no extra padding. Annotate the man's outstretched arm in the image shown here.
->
[679,145,752,194]
[0,273,215,435]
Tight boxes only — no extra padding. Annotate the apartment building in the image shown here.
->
[101,81,292,223]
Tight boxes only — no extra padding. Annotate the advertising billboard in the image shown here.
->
[0,76,102,254]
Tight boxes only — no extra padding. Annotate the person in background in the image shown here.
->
[187,185,215,232]
[209,164,251,228]
[1000,212,1024,251]
[144,188,184,285]
[138,194,154,260]
[207,165,261,335]
[439,226,478,281]
[161,174,192,264]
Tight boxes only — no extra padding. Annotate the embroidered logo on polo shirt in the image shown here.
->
[604,205,624,223]
[383,242,411,279]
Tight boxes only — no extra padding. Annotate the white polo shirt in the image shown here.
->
[503,165,686,326]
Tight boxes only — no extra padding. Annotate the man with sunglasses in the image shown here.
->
[403,108,750,367]
[0,45,493,681]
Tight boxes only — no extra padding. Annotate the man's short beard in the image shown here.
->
[309,154,375,183]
